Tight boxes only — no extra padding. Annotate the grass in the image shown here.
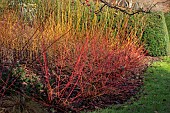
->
[89,56,170,113]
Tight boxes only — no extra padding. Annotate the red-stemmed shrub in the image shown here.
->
[37,30,147,112]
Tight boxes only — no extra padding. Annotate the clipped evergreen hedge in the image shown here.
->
[165,12,170,36]
[165,12,170,55]
[142,12,169,56]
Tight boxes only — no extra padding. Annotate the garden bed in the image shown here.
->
[0,0,167,113]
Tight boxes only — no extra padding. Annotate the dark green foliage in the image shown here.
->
[165,12,170,37]
[12,66,43,97]
[0,64,43,97]
[165,12,170,55]
[142,12,168,56]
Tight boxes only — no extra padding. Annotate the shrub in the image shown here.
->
[0,0,147,112]
[0,31,146,112]
[35,29,147,112]
[142,12,169,56]
[165,12,170,55]
[0,0,146,62]
[165,12,170,37]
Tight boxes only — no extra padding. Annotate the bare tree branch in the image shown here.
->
[80,0,170,15]
[99,0,145,15]
[94,4,106,14]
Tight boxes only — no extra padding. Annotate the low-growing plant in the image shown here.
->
[0,63,43,97]
[0,95,48,113]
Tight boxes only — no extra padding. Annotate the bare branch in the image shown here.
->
[80,0,170,15]
[99,0,146,15]
[94,4,106,14]
[79,0,86,5]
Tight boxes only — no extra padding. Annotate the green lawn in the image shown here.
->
[88,57,170,113]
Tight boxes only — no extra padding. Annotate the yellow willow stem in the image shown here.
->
[61,1,64,32]
[67,0,72,30]
[76,1,81,31]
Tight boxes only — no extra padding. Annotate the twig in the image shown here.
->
[94,4,106,14]
[80,0,170,15]
[99,0,148,15]
[30,27,72,64]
